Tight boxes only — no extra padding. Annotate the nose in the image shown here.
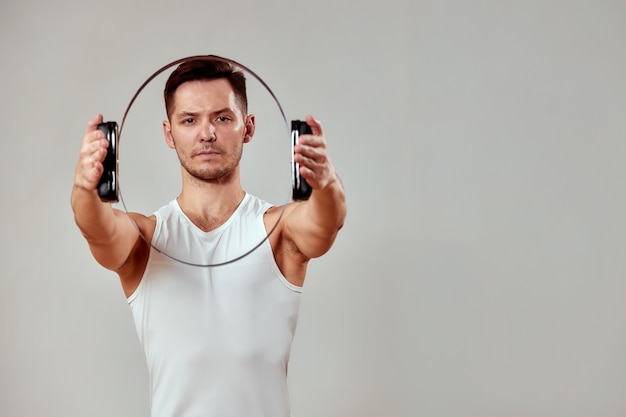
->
[200,120,216,142]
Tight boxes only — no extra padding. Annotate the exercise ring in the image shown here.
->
[113,55,291,268]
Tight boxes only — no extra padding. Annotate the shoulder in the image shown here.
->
[263,201,302,230]
[242,193,273,216]
[110,208,157,250]
[126,211,157,243]
[120,200,176,241]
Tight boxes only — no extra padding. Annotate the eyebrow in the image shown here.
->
[175,111,200,118]
[175,108,236,118]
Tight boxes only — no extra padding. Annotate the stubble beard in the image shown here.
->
[179,146,244,185]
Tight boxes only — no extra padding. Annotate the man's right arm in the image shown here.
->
[71,114,141,271]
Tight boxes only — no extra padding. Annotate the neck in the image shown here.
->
[176,174,246,232]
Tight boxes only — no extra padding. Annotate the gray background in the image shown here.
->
[2,0,626,416]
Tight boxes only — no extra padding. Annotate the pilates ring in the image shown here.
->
[102,55,292,268]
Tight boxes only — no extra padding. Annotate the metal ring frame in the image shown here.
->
[116,55,291,267]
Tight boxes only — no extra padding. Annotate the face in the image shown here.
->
[163,78,255,184]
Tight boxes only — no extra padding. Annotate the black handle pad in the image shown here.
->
[291,120,312,201]
[96,122,119,202]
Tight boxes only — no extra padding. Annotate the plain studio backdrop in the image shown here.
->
[1,0,626,416]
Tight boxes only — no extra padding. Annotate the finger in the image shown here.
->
[299,159,329,190]
[88,151,104,171]
[85,114,104,134]
[82,150,97,167]
[295,144,325,165]
[90,137,109,154]
[78,152,100,182]
[88,159,104,181]
[80,134,104,158]
[89,148,103,165]
[305,114,323,136]
[296,129,328,160]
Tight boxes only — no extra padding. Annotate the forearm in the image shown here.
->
[306,175,346,235]
[71,185,118,243]
[71,183,141,271]
[290,175,346,259]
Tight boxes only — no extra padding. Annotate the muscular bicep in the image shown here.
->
[283,202,342,260]
[284,178,346,260]
[86,209,148,272]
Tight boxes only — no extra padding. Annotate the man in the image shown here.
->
[71,58,346,417]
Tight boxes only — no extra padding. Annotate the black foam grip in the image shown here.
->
[291,120,312,201]
[96,122,119,202]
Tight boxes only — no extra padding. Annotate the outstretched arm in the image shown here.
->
[286,115,347,259]
[71,114,142,271]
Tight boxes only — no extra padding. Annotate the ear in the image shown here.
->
[243,114,255,143]
[163,119,175,149]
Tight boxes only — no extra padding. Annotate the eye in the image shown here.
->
[216,116,231,122]
[183,118,195,124]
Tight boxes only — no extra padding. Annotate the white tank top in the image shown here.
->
[128,194,302,417]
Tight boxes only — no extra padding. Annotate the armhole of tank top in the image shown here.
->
[263,238,303,293]
[127,210,162,304]
[262,205,303,294]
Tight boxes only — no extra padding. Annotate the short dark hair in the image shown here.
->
[164,57,248,118]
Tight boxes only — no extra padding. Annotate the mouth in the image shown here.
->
[194,149,220,157]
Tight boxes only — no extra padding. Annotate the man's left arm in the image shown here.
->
[286,115,347,259]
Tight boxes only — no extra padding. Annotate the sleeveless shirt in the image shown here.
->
[128,194,302,417]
